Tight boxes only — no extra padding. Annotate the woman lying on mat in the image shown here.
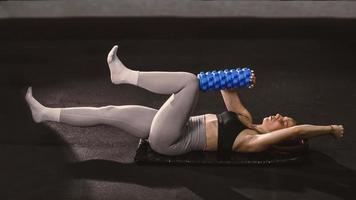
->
[25,45,344,156]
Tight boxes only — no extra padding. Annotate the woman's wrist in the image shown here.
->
[329,125,335,133]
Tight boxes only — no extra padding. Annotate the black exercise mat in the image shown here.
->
[134,139,309,166]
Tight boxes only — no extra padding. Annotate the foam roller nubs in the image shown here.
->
[197,68,254,92]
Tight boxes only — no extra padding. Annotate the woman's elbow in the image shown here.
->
[293,124,309,136]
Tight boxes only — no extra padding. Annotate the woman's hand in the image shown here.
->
[330,125,344,139]
[221,70,256,91]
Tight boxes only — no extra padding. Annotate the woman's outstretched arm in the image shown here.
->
[235,124,344,152]
[298,124,344,139]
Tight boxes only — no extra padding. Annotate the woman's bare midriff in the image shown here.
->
[204,114,219,151]
[204,113,254,151]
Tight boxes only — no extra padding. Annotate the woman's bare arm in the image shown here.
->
[236,124,344,152]
[220,73,256,124]
[220,89,252,123]
[298,124,344,139]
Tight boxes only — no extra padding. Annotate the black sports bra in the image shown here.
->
[216,111,249,157]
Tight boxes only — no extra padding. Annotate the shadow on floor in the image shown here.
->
[0,85,88,200]
[68,151,356,200]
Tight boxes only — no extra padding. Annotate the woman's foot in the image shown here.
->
[107,45,139,85]
[25,87,60,123]
[25,86,47,123]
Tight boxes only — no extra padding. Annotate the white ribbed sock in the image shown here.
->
[107,45,139,85]
[42,108,61,122]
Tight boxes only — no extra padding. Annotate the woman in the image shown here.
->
[25,45,344,156]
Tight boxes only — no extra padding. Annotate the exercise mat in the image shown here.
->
[134,139,309,166]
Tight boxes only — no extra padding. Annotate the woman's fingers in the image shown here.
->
[339,125,344,135]
[330,125,344,139]
[249,70,256,88]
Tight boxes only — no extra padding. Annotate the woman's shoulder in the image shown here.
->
[232,128,258,151]
[216,110,252,128]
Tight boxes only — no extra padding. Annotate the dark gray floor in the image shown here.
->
[1,18,356,199]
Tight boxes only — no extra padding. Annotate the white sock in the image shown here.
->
[25,87,61,123]
[107,45,139,85]
[42,108,61,122]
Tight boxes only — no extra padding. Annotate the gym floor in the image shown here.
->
[1,18,355,200]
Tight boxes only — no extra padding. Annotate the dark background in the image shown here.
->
[0,16,356,199]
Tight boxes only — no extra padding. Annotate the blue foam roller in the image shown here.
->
[197,67,254,91]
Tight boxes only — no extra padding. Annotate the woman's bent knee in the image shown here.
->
[182,72,198,86]
[185,75,199,92]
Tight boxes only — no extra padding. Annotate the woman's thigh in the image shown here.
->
[106,105,158,138]
[148,78,200,155]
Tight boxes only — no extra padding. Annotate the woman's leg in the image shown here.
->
[59,105,158,138]
[145,74,199,155]
[107,45,200,155]
[25,87,158,139]
[26,45,200,155]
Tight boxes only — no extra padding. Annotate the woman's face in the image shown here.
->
[261,113,296,132]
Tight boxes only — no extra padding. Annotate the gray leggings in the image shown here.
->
[59,71,205,155]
